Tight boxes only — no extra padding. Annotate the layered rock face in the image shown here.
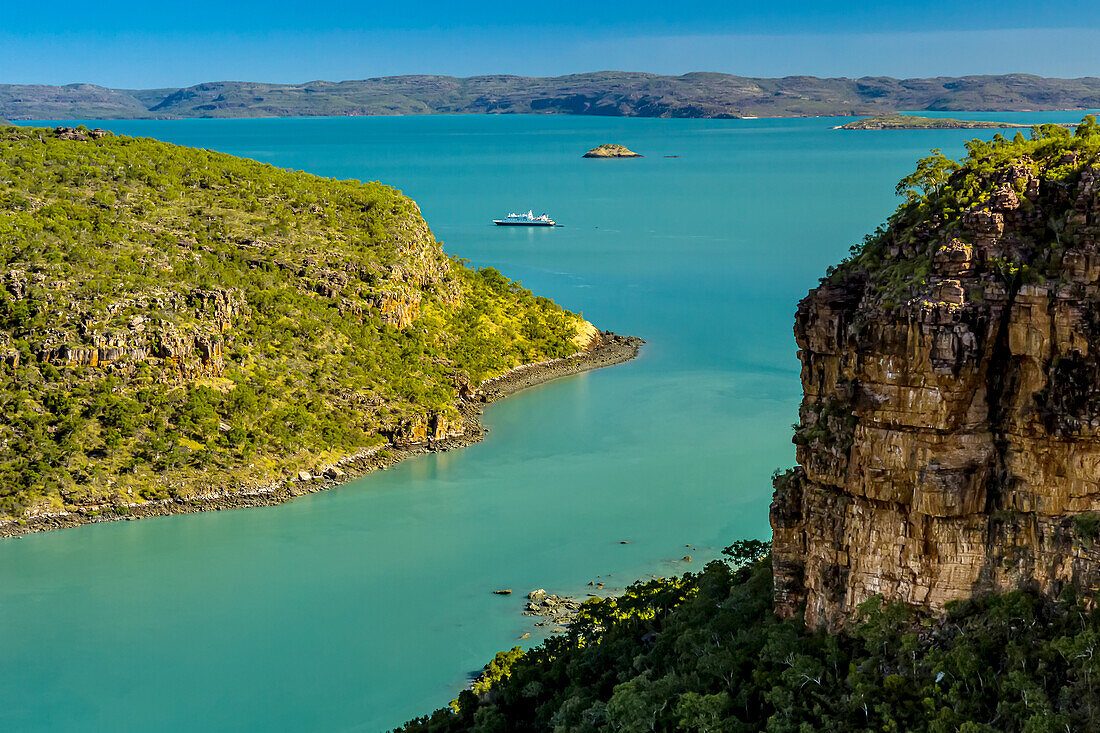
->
[772,123,1100,628]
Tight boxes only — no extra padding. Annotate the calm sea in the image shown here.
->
[1,111,1092,731]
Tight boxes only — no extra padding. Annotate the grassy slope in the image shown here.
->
[0,126,588,518]
[3,73,1100,120]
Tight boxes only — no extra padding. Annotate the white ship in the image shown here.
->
[493,210,555,226]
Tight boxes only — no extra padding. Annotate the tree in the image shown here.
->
[895,149,961,203]
[722,539,768,567]
[1076,114,1100,140]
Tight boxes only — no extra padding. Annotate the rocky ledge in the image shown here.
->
[583,143,643,158]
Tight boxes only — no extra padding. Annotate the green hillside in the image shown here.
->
[0,125,591,518]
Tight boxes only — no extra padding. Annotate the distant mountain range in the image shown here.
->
[3,72,1100,120]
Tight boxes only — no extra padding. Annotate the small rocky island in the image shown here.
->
[583,143,643,158]
[836,113,1033,130]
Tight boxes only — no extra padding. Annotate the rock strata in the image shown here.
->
[772,121,1100,628]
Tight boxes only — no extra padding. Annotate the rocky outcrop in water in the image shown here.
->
[835,114,1035,131]
[523,589,583,630]
[772,121,1100,628]
[583,143,642,158]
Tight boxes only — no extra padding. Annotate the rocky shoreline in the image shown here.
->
[0,332,643,540]
[522,589,585,633]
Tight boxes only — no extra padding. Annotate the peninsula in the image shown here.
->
[835,113,1034,130]
[3,73,1100,120]
[583,143,642,158]
[0,125,639,537]
[401,118,1100,732]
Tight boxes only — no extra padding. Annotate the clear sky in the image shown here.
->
[3,1,1098,88]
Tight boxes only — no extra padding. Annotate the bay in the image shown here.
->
[0,111,1093,731]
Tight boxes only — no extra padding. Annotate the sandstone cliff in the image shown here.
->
[772,119,1100,628]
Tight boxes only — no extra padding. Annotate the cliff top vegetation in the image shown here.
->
[828,116,1100,304]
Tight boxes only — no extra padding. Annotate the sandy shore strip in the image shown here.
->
[0,332,643,540]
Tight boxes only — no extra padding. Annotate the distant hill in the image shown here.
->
[2,73,1100,120]
[0,83,152,119]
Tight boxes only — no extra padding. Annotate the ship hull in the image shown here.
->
[493,221,555,226]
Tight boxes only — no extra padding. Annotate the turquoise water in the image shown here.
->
[2,112,1094,731]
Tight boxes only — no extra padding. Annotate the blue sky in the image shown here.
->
[3,1,1098,87]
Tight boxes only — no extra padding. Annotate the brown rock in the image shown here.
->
[55,127,88,141]
[933,239,975,277]
[773,153,1100,630]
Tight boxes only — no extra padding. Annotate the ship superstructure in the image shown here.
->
[493,210,555,226]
